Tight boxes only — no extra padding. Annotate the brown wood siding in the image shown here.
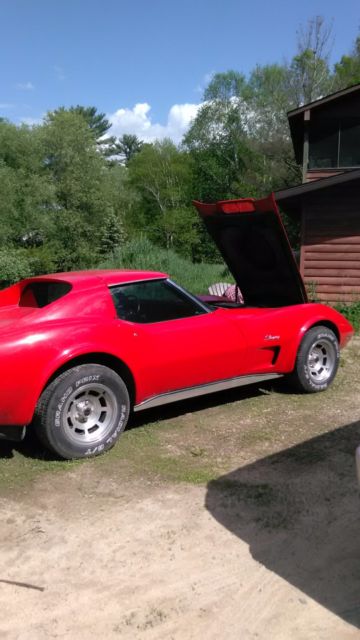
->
[301,190,360,303]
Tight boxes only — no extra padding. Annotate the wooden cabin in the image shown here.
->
[275,83,360,303]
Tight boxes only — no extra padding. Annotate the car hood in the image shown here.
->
[193,194,307,307]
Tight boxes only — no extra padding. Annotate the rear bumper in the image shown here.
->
[0,426,26,442]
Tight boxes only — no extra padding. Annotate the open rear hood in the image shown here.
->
[193,194,307,307]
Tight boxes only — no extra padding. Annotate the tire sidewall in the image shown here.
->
[298,327,339,392]
[43,365,130,459]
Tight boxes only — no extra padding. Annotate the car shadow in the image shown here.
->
[205,420,360,628]
[0,381,277,461]
[0,429,57,461]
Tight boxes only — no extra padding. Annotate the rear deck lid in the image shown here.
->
[193,194,307,307]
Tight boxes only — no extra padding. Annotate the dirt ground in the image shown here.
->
[1,340,360,639]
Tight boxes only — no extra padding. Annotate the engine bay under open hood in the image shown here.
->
[193,194,307,308]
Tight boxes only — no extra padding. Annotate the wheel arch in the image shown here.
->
[306,320,340,343]
[285,319,341,374]
[42,352,136,405]
[288,319,340,392]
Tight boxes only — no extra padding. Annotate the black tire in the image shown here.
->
[288,325,339,393]
[34,364,130,459]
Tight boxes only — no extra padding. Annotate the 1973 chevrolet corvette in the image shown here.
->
[0,194,353,459]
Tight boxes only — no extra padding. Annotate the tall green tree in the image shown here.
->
[246,64,301,190]
[41,110,125,269]
[126,140,199,256]
[204,70,247,101]
[287,16,333,106]
[0,119,55,278]
[184,103,256,199]
[334,35,360,89]
[48,105,116,156]
[0,120,53,224]
[115,134,143,165]
[247,64,290,139]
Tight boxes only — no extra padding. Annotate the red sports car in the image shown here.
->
[0,195,353,459]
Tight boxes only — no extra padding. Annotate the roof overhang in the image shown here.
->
[288,83,360,119]
[287,83,360,165]
[275,169,360,216]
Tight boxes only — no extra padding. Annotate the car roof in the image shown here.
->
[25,269,168,288]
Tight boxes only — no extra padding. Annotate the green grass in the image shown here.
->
[100,423,220,484]
[98,236,231,294]
[0,446,81,491]
[0,418,221,494]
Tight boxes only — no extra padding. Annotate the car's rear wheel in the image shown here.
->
[34,364,130,459]
[289,326,339,393]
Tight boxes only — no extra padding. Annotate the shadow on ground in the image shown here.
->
[206,420,360,628]
[0,429,55,461]
[0,380,273,461]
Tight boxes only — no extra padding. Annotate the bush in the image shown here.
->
[0,249,35,286]
[97,236,231,294]
[335,301,360,333]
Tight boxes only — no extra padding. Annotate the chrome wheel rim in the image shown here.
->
[62,383,117,445]
[306,338,336,383]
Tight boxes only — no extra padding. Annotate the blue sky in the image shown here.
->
[1,0,359,142]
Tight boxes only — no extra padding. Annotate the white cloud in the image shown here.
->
[0,103,14,109]
[108,102,201,144]
[16,81,34,91]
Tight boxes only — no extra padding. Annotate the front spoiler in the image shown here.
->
[0,426,26,442]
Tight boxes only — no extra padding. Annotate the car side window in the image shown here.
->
[19,281,72,308]
[110,279,207,323]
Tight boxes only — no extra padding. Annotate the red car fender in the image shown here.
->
[29,337,142,426]
[0,320,139,426]
[278,304,353,373]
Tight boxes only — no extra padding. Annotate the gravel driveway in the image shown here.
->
[1,340,360,639]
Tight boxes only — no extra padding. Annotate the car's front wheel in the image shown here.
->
[35,364,130,459]
[289,325,339,393]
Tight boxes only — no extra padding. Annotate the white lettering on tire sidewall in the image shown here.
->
[75,375,100,388]
[84,403,128,456]
[55,385,74,428]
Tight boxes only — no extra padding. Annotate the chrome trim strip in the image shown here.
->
[108,276,166,288]
[134,373,283,412]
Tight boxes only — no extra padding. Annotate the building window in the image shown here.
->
[339,120,360,167]
[309,118,360,169]
[309,123,338,168]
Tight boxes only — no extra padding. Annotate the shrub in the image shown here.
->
[335,301,360,333]
[97,236,231,294]
[0,249,34,286]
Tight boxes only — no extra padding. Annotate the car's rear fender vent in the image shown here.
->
[260,346,280,366]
